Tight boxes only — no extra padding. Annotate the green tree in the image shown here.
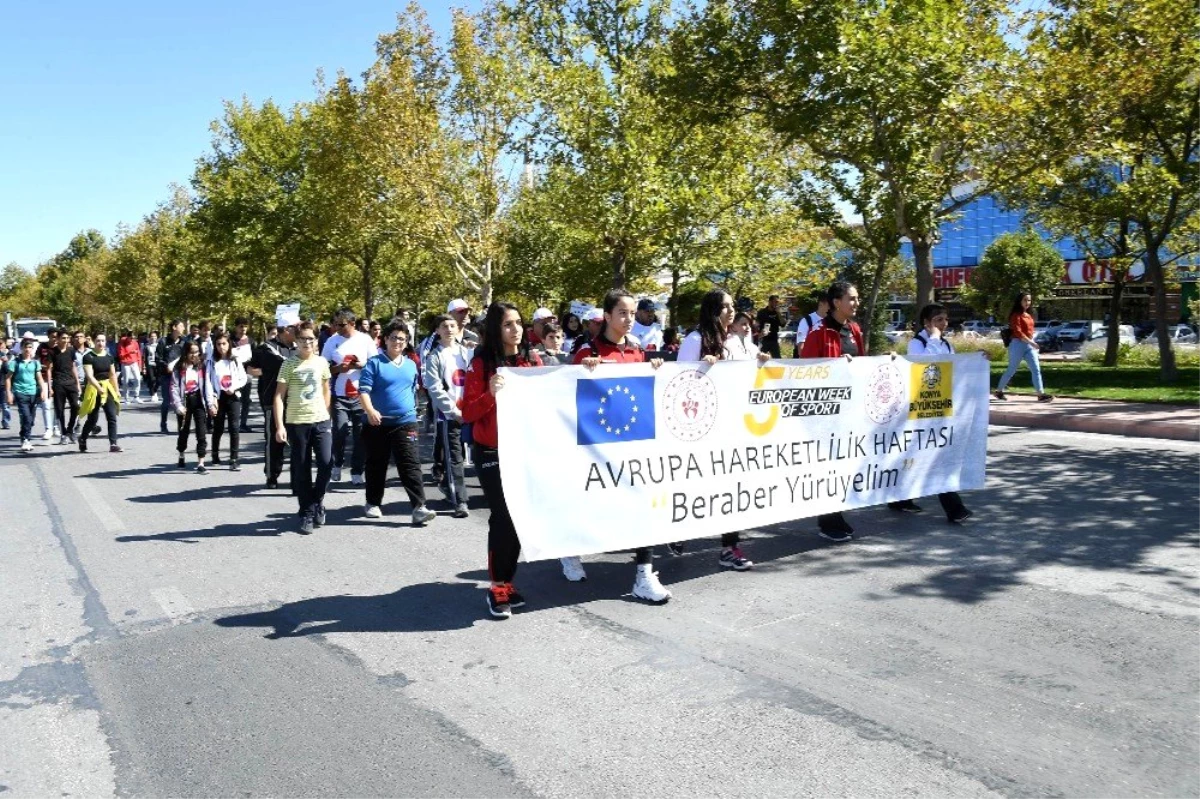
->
[959,230,1064,320]
[672,0,1026,308]
[1011,0,1199,381]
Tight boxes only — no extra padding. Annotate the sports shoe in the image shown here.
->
[486,584,511,619]
[314,504,326,528]
[331,466,343,483]
[1038,394,1054,402]
[230,459,241,472]
[68,433,76,444]
[109,444,123,453]
[507,586,526,609]
[177,454,186,469]
[59,435,69,445]
[993,390,1008,400]
[350,473,364,486]
[20,439,32,453]
[363,504,383,519]
[632,569,672,603]
[299,514,315,535]
[412,506,436,526]
[560,556,587,582]
[239,425,252,433]
[266,477,279,489]
[452,502,469,518]
[78,439,88,453]
[212,454,222,465]
[196,462,207,474]
[818,527,853,543]
[889,499,923,513]
[667,542,685,556]
[42,429,53,440]
[160,425,169,434]
[948,508,974,524]
[718,547,753,571]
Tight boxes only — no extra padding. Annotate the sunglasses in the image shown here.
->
[298,337,317,343]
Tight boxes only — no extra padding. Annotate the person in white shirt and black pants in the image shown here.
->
[893,303,974,523]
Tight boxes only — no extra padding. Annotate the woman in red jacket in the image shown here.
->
[461,302,543,620]
[799,281,863,543]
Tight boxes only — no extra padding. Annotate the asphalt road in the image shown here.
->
[1,400,1197,797]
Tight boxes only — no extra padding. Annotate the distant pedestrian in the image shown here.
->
[793,292,829,358]
[756,295,783,358]
[995,292,1053,402]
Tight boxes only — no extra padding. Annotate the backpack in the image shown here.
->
[1000,326,1012,346]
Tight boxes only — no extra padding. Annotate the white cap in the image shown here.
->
[532,307,556,322]
[447,299,470,313]
[584,308,604,322]
[20,331,36,340]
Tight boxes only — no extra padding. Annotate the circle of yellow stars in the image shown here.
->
[597,383,639,436]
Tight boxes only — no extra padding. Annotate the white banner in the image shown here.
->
[496,355,989,561]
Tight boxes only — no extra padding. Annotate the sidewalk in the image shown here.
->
[989,394,1200,442]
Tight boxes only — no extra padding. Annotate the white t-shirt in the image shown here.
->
[677,330,730,362]
[631,320,664,351]
[321,331,378,398]
[724,333,760,361]
[907,331,954,356]
[795,312,823,345]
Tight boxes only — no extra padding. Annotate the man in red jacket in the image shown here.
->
[117,330,144,403]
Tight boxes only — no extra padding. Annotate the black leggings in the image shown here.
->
[53,383,79,436]
[177,392,209,457]
[475,445,520,584]
[81,393,118,445]
[212,392,242,459]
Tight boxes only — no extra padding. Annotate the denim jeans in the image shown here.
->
[14,392,37,441]
[331,395,365,475]
[998,340,1045,394]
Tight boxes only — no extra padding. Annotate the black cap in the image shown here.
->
[637,298,655,312]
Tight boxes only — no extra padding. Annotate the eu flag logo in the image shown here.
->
[576,377,656,445]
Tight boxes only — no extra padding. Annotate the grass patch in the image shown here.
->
[990,360,1200,404]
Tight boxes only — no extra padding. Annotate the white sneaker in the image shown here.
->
[20,439,33,452]
[363,504,382,519]
[138,397,148,404]
[42,430,53,440]
[351,473,365,486]
[331,466,343,483]
[560,556,588,582]
[632,569,672,603]
[411,506,436,526]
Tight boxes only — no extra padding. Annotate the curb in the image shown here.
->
[989,409,1199,442]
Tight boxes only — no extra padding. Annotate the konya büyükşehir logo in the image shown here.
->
[908,361,954,420]
[576,376,657,444]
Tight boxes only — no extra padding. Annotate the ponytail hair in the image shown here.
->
[697,289,730,358]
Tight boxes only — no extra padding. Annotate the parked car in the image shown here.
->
[961,320,996,335]
[1055,320,1105,344]
[1140,324,1199,345]
[1081,325,1137,355]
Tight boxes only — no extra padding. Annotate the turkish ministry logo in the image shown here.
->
[866,363,905,424]
[661,369,718,442]
[576,377,656,445]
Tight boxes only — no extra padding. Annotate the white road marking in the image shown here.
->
[151,587,195,624]
[72,477,126,533]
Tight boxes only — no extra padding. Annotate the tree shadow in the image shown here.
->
[127,483,268,503]
[116,513,299,544]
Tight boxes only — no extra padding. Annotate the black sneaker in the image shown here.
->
[239,425,253,433]
[314,504,326,528]
[1038,394,1055,402]
[948,508,974,524]
[667,542,685,556]
[299,514,315,535]
[266,477,279,489]
[196,463,208,474]
[889,500,923,513]
[230,459,241,472]
[78,439,88,453]
[507,587,526,609]
[486,585,511,619]
[160,425,169,434]
[211,454,222,465]
[819,528,853,543]
[177,454,185,469]
[993,390,1008,400]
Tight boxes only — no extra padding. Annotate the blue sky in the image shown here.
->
[0,1,475,270]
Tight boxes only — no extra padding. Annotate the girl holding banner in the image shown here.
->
[570,289,672,603]
[675,289,755,571]
[462,303,543,620]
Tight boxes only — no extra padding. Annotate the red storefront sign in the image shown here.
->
[934,267,974,289]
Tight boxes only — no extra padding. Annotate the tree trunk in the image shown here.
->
[912,238,935,309]
[361,251,375,321]
[1102,276,1125,367]
[480,258,493,308]
[860,253,889,354]
[668,265,681,328]
[1143,249,1178,382]
[610,243,627,290]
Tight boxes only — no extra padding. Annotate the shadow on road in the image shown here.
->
[115,513,299,543]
